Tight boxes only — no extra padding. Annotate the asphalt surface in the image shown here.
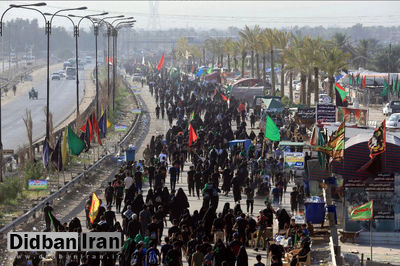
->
[2,66,90,150]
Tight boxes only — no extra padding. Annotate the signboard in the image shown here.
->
[296,108,316,120]
[28,180,48,190]
[293,215,306,224]
[345,173,394,191]
[131,108,142,114]
[284,152,305,169]
[3,149,14,155]
[345,173,394,219]
[316,104,336,123]
[115,125,128,132]
[337,107,368,126]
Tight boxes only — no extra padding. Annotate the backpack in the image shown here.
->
[148,248,158,265]
[131,250,140,266]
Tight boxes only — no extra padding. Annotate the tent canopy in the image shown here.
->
[261,98,284,112]
[229,139,252,156]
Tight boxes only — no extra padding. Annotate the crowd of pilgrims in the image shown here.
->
[14,71,311,266]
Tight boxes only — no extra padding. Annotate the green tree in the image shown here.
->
[237,39,248,78]
[320,46,351,100]
[239,25,261,78]
[275,30,291,98]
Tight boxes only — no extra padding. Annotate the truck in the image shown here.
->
[66,67,76,80]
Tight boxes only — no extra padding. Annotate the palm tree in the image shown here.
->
[176,37,189,66]
[189,45,202,66]
[237,39,248,78]
[321,46,351,99]
[287,37,308,105]
[232,41,240,71]
[259,30,271,92]
[205,38,218,67]
[354,39,372,68]
[239,25,261,78]
[264,28,278,95]
[308,37,324,105]
[223,38,234,72]
[275,30,291,98]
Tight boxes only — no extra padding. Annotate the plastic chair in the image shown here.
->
[296,252,311,266]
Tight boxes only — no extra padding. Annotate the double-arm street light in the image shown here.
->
[10,5,87,140]
[94,16,125,106]
[68,13,108,118]
[110,18,135,110]
[0,2,46,182]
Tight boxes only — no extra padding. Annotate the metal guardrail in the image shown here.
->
[0,73,143,238]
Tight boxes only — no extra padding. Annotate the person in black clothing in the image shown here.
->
[105,182,114,207]
[43,202,53,231]
[194,169,202,199]
[104,205,116,231]
[224,209,234,243]
[147,216,160,246]
[187,165,196,196]
[147,163,156,190]
[155,105,160,119]
[127,214,141,239]
[269,243,285,264]
[212,213,225,243]
[290,231,311,266]
[250,112,256,129]
[134,166,143,193]
[115,180,124,213]
[165,241,182,266]
[290,187,299,215]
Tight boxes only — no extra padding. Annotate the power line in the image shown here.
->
[9,1,400,27]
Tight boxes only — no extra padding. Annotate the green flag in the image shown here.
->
[397,77,400,95]
[381,79,388,97]
[349,200,373,220]
[356,74,360,85]
[207,66,213,74]
[317,129,326,169]
[48,213,57,232]
[392,78,397,94]
[348,74,352,85]
[67,125,85,156]
[264,115,280,141]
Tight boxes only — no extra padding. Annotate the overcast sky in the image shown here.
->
[2,1,400,31]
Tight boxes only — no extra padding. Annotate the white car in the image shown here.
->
[387,113,400,129]
[319,94,332,104]
[383,103,391,116]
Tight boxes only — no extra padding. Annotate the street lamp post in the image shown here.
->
[109,18,135,111]
[0,2,47,182]
[69,13,109,118]
[41,7,87,139]
[94,16,124,108]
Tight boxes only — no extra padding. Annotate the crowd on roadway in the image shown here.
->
[14,68,313,266]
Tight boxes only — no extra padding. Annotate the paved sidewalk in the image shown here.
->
[103,82,301,265]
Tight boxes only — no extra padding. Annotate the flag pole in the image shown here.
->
[370,218,373,261]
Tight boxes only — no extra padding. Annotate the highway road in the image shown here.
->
[2,66,90,150]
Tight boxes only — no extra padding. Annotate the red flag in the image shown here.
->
[221,94,228,101]
[214,89,217,96]
[157,53,165,71]
[191,65,195,73]
[105,57,113,65]
[189,124,198,147]
[91,112,102,146]
[362,76,366,88]
[88,116,93,142]
[80,123,86,132]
